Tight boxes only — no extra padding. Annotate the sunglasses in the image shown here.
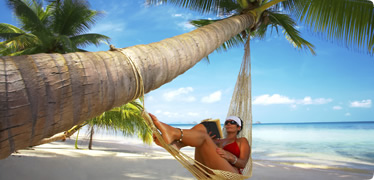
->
[225,120,238,125]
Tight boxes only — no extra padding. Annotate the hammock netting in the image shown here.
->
[120,36,252,179]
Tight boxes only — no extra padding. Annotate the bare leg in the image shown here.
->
[149,113,238,173]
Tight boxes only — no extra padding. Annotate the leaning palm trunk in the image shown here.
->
[0,13,255,159]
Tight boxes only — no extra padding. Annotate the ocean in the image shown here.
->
[172,121,374,171]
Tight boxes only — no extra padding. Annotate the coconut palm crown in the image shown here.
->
[147,0,374,55]
[0,0,110,56]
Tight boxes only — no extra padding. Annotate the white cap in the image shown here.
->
[226,116,241,126]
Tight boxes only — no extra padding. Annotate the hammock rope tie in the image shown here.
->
[115,48,252,180]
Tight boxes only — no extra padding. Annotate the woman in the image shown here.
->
[149,113,251,174]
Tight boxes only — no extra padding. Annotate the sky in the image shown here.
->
[1,0,373,124]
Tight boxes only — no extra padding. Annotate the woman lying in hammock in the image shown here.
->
[149,113,251,174]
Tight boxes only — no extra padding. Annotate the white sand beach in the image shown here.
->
[0,138,372,180]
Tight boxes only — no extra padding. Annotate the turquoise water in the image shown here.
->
[173,121,374,171]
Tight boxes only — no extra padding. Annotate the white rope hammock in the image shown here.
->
[116,37,253,179]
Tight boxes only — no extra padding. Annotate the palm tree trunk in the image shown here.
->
[0,13,255,159]
[88,126,94,150]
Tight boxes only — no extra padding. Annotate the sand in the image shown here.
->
[0,139,372,180]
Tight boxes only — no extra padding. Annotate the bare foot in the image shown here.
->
[149,113,180,144]
[170,141,185,150]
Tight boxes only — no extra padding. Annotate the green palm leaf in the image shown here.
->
[3,0,110,55]
[146,0,241,15]
[70,33,110,49]
[282,0,374,54]
[6,0,49,34]
[52,0,103,36]
[0,23,26,38]
[0,23,41,56]
[151,0,373,55]
[87,100,152,144]
[266,11,316,54]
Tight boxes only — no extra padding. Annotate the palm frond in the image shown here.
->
[87,100,152,144]
[0,23,26,36]
[51,0,103,36]
[146,0,240,16]
[0,32,24,41]
[0,33,39,48]
[4,0,109,54]
[4,46,39,56]
[267,11,315,55]
[6,0,48,33]
[55,35,75,53]
[70,33,110,49]
[283,0,373,55]
[251,22,268,39]
[0,23,40,56]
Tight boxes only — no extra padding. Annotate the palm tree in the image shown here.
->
[0,0,372,159]
[0,0,150,147]
[83,100,152,149]
[0,0,110,56]
[146,0,373,55]
[34,100,152,148]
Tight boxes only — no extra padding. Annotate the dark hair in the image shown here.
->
[237,118,243,135]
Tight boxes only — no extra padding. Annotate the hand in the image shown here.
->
[209,132,221,146]
[216,148,231,160]
[208,131,217,139]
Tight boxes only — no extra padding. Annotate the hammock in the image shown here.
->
[118,37,252,179]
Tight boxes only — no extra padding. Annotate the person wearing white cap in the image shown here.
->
[149,113,251,175]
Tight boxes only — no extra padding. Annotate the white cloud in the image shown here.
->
[297,97,332,105]
[253,94,295,105]
[177,22,195,31]
[201,91,222,103]
[333,106,342,110]
[350,99,372,108]
[253,94,333,106]
[314,98,333,104]
[163,87,196,102]
[345,113,351,116]
[173,14,182,17]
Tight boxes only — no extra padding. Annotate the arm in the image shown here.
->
[234,137,250,168]
[216,138,250,169]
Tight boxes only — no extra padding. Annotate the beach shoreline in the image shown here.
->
[0,138,372,180]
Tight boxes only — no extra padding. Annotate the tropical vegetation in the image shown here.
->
[0,0,152,148]
[81,100,152,149]
[147,0,373,55]
[0,0,110,56]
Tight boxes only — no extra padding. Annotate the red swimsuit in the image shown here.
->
[223,141,242,173]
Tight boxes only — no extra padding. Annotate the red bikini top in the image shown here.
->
[223,141,242,174]
[223,141,240,158]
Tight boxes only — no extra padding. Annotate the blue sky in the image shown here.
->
[1,0,373,124]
